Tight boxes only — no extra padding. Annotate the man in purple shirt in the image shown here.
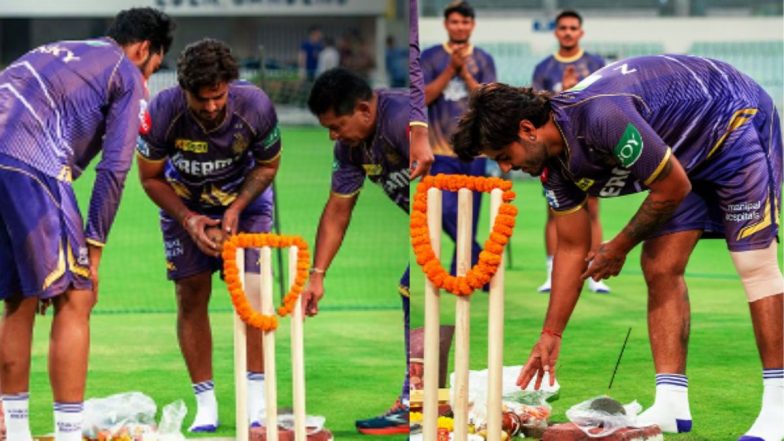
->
[137,39,280,432]
[302,68,410,435]
[0,9,173,441]
[532,10,609,294]
[421,0,496,278]
[409,0,433,180]
[452,55,783,441]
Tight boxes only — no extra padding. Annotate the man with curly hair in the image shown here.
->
[137,38,281,432]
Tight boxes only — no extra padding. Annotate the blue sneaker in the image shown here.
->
[355,400,409,435]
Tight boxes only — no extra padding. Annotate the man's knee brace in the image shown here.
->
[730,241,784,302]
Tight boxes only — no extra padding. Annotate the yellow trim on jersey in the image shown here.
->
[43,242,66,291]
[707,108,758,159]
[135,151,168,163]
[409,121,428,128]
[66,241,90,278]
[550,197,588,217]
[331,190,361,199]
[442,42,474,55]
[0,164,61,208]
[737,197,772,241]
[643,148,673,186]
[256,150,282,164]
[399,285,410,298]
[86,238,105,248]
[553,49,585,64]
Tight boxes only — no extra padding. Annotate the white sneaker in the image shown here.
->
[589,279,611,293]
[538,279,551,293]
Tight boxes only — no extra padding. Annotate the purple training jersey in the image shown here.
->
[422,44,496,155]
[0,37,147,246]
[532,50,605,93]
[409,0,427,127]
[331,89,409,212]
[138,81,281,215]
[543,54,781,251]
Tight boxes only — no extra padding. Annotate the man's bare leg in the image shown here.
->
[637,230,701,433]
[0,296,37,441]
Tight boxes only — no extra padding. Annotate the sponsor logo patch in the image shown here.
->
[363,164,383,176]
[262,125,281,150]
[175,139,208,154]
[575,178,595,191]
[613,123,644,167]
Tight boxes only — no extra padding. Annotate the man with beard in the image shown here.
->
[302,68,410,435]
[137,39,281,432]
[452,55,783,441]
[0,8,173,441]
[531,10,609,294]
[421,1,496,279]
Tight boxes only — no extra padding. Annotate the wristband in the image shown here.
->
[541,328,563,339]
[309,267,326,276]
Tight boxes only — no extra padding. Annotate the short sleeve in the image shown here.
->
[138,89,174,161]
[330,142,365,197]
[541,165,587,215]
[583,96,672,186]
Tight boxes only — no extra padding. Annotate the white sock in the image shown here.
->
[247,372,266,426]
[637,373,692,433]
[740,369,784,441]
[189,380,218,432]
[538,256,553,292]
[2,393,33,441]
[54,402,83,441]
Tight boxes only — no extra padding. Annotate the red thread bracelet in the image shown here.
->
[542,328,563,338]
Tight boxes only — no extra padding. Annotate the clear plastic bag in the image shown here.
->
[157,400,187,441]
[565,396,641,438]
[83,392,157,440]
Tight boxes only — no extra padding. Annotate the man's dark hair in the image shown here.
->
[177,39,239,94]
[307,68,372,116]
[452,83,551,161]
[444,1,475,19]
[555,9,583,26]
[106,7,175,55]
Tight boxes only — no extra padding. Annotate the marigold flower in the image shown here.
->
[222,233,310,331]
[410,174,517,296]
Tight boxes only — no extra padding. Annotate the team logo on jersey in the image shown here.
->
[363,164,383,176]
[443,78,469,102]
[262,125,281,150]
[575,178,595,191]
[138,99,151,136]
[175,139,208,154]
[232,133,248,154]
[332,159,340,172]
[613,124,644,167]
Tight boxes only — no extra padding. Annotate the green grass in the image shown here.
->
[24,126,408,441]
[410,178,782,440]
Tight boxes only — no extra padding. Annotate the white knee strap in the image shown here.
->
[730,242,784,302]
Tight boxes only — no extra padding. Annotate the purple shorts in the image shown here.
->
[0,155,91,299]
[160,202,273,281]
[653,93,782,252]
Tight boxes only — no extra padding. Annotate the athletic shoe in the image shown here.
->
[589,279,611,293]
[538,278,551,293]
[355,400,409,435]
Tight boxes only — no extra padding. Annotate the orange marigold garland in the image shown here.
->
[222,233,310,331]
[411,174,518,296]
